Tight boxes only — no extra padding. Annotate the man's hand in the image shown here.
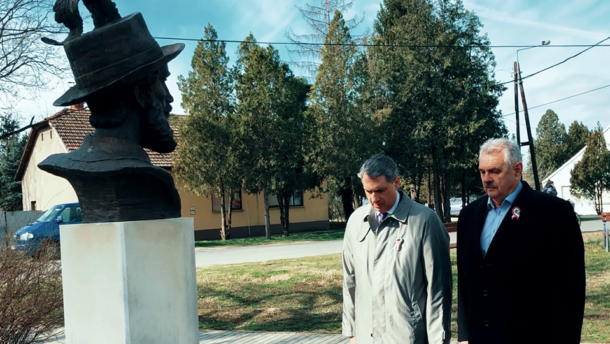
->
[458,341,468,344]
[349,337,356,344]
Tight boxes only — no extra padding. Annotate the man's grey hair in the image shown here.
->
[357,154,398,182]
[479,138,522,167]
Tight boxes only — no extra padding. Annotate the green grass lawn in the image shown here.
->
[197,233,610,342]
[197,254,343,332]
[582,234,610,343]
[194,229,346,248]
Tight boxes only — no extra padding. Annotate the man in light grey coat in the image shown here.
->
[342,154,452,344]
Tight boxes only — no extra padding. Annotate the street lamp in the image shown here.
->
[517,40,550,67]
[514,40,549,191]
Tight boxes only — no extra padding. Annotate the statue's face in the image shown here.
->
[140,64,176,153]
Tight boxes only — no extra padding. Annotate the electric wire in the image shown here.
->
[499,36,610,85]
[152,36,610,49]
[503,83,610,117]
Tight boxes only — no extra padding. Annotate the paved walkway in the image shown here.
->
[43,330,350,343]
[580,216,606,232]
[43,330,599,344]
[195,233,458,268]
[42,329,474,343]
[193,216,604,269]
[198,330,347,343]
[194,240,345,268]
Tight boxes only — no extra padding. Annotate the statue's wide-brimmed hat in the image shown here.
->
[54,12,184,107]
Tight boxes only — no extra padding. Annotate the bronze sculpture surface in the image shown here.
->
[38,0,184,223]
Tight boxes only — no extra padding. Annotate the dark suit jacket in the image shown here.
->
[457,182,585,344]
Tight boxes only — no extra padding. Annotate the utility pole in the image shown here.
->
[516,62,541,190]
[513,62,521,145]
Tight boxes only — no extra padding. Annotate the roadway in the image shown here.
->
[195,216,605,268]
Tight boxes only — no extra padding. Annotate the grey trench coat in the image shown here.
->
[342,191,452,344]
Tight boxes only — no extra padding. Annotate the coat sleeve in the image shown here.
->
[548,200,586,343]
[341,220,356,337]
[423,214,452,344]
[456,212,469,341]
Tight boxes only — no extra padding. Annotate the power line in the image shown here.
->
[503,83,610,117]
[503,117,527,128]
[1,27,608,49]
[153,36,610,49]
[499,36,610,85]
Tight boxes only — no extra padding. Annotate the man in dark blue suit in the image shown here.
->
[457,138,585,344]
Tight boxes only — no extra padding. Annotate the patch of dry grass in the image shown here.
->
[197,254,343,332]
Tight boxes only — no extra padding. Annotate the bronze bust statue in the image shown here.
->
[38,0,184,223]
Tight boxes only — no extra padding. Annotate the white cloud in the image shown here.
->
[471,4,609,40]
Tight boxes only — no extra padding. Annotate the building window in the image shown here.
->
[190,206,196,215]
[31,201,36,210]
[269,191,303,208]
[212,190,242,212]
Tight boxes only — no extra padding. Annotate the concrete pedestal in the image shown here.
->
[60,217,198,344]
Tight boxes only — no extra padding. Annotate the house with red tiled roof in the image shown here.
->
[16,106,329,239]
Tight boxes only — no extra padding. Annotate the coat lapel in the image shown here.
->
[470,199,489,262]
[358,208,376,242]
[355,208,375,287]
[484,182,534,260]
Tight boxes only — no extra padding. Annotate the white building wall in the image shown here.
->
[21,127,78,211]
[543,125,610,215]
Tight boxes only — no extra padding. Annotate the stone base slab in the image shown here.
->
[60,217,198,344]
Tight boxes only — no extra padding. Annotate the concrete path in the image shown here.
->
[195,240,345,267]
[194,215,605,268]
[195,233,458,268]
[197,330,347,343]
[43,330,349,344]
[42,330,600,344]
[580,216,606,232]
[44,329,471,343]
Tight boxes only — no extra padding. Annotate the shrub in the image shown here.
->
[0,240,63,343]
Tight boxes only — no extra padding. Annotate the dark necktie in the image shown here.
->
[379,212,388,222]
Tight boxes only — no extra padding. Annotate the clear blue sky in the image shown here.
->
[14,0,610,141]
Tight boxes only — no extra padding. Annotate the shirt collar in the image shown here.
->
[376,190,400,216]
[487,181,523,210]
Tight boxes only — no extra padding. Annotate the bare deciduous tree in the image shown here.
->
[0,0,68,106]
[285,0,366,77]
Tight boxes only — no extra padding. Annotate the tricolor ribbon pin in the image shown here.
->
[393,238,404,251]
[511,206,521,220]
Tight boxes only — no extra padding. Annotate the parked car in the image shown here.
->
[450,198,463,217]
[12,203,82,257]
